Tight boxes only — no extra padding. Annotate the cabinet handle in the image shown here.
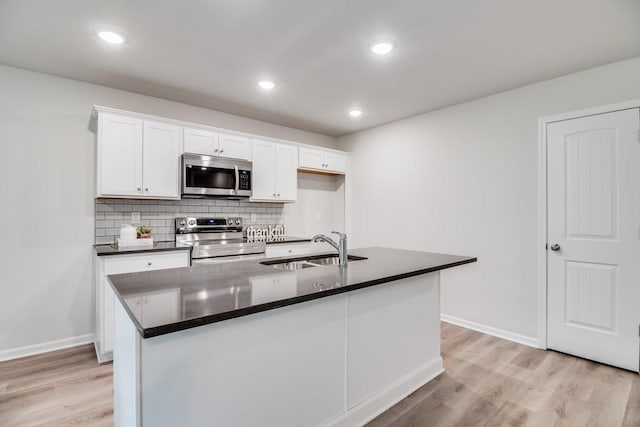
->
[273,193,276,196]
[147,262,152,266]
[137,187,141,191]
[145,188,149,192]
[277,193,280,197]
[214,148,219,153]
[220,149,224,153]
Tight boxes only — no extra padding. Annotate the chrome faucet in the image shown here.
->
[312,231,348,266]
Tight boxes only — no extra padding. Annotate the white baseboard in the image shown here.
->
[0,333,96,363]
[441,314,540,348]
[326,357,444,427]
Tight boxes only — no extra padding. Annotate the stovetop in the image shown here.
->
[175,217,266,259]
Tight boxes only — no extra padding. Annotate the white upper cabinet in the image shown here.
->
[298,147,346,174]
[251,140,276,201]
[98,113,143,197]
[97,112,181,199]
[218,133,252,161]
[275,144,298,201]
[324,151,347,173]
[299,147,324,170]
[250,139,298,202]
[95,106,348,201]
[142,121,181,198]
[183,128,252,161]
[183,127,219,156]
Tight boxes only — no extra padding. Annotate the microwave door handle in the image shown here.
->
[234,165,239,194]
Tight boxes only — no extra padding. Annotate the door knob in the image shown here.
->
[550,243,561,252]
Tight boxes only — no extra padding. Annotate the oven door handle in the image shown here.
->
[234,165,239,195]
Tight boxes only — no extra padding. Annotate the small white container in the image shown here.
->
[119,224,137,240]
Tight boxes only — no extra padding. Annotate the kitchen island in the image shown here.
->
[108,247,476,427]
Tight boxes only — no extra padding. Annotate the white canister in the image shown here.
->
[119,224,137,240]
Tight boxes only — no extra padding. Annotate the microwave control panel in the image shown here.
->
[238,170,251,190]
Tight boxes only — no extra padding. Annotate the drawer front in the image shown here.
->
[104,251,190,275]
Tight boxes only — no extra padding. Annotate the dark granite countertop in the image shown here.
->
[94,241,192,256]
[107,247,477,338]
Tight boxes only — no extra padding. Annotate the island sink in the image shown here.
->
[261,254,368,270]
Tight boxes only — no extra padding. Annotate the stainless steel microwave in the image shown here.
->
[182,154,252,198]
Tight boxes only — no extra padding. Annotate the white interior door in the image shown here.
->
[547,108,640,372]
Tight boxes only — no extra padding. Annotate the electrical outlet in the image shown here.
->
[131,212,141,224]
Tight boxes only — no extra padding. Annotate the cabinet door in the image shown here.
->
[98,113,143,197]
[275,144,298,202]
[250,139,276,201]
[219,133,252,161]
[183,127,219,156]
[324,152,347,173]
[298,147,324,170]
[142,121,181,199]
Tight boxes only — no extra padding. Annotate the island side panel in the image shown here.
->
[114,299,141,427]
[138,295,347,427]
[344,272,442,421]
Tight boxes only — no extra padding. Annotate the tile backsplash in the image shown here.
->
[95,199,284,245]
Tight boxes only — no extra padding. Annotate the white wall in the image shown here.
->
[283,173,345,237]
[338,56,640,341]
[0,65,337,357]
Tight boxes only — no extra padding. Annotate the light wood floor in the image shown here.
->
[1,324,638,426]
[368,323,640,427]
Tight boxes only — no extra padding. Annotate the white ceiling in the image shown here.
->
[1,0,640,136]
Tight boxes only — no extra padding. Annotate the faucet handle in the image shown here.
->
[331,231,347,240]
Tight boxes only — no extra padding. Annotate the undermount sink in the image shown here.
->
[307,255,366,266]
[270,261,317,271]
[262,255,367,271]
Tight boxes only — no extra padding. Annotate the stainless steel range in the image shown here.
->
[175,217,266,264]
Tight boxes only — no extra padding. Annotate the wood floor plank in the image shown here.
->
[1,324,637,427]
[623,377,640,427]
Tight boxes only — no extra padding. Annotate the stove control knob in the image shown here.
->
[236,219,241,225]
[227,219,232,225]
[188,219,196,226]
[179,220,186,226]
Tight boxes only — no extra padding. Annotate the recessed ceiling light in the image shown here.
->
[369,40,395,55]
[96,30,125,44]
[258,80,275,90]
[349,109,363,118]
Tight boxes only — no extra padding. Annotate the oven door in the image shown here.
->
[192,253,266,265]
[182,154,252,198]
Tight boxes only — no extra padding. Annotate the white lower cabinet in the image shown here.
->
[265,241,335,258]
[95,250,190,363]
